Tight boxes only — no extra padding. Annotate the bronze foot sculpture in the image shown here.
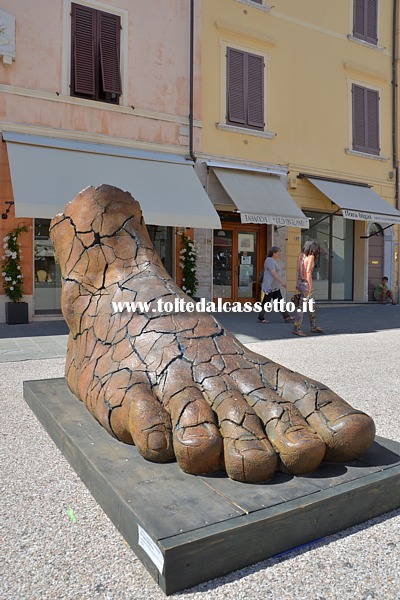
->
[50,185,375,483]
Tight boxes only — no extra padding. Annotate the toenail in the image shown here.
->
[148,431,168,451]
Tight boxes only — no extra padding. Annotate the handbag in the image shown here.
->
[291,293,301,308]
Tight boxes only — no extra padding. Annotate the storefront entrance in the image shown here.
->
[213,216,267,303]
[303,211,354,301]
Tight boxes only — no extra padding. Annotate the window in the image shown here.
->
[352,84,380,155]
[353,0,378,45]
[71,3,122,103]
[250,0,263,3]
[302,212,354,301]
[147,226,174,277]
[226,47,264,131]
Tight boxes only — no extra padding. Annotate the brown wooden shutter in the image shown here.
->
[352,84,366,151]
[72,3,96,96]
[353,0,365,37]
[352,84,380,155]
[99,12,122,95]
[366,0,378,44]
[353,0,377,44]
[366,88,379,154]
[227,48,246,125]
[247,53,264,129]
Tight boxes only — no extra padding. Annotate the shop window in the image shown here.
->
[303,212,354,301]
[34,219,62,315]
[352,84,380,155]
[71,3,122,104]
[147,225,173,277]
[226,47,264,131]
[353,0,378,45]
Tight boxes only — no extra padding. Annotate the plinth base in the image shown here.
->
[23,378,400,595]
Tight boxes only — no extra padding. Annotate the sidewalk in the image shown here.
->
[0,303,398,361]
[0,320,69,362]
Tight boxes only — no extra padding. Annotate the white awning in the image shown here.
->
[308,178,400,225]
[3,132,221,228]
[213,167,309,228]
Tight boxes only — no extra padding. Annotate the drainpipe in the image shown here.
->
[393,0,399,210]
[189,0,196,162]
[393,0,400,301]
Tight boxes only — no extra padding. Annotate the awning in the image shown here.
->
[212,167,309,228]
[308,178,400,225]
[3,132,221,228]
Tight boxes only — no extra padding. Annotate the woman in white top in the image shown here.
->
[258,246,294,324]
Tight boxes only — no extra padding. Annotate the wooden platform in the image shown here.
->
[24,378,400,595]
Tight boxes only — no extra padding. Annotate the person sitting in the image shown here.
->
[374,277,397,305]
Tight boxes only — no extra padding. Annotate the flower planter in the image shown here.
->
[5,302,29,325]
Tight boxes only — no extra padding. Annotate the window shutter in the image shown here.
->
[353,0,377,43]
[72,3,95,96]
[247,53,264,129]
[366,88,379,154]
[366,0,378,44]
[352,84,366,151]
[99,12,122,95]
[353,0,365,37]
[227,48,246,125]
[352,85,380,155]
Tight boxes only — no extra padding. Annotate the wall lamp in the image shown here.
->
[2,201,14,220]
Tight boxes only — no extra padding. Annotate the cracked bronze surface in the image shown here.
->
[50,185,376,483]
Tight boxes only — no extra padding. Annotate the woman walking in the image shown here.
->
[258,246,294,324]
[293,239,324,336]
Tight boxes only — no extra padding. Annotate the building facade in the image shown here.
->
[1,0,400,322]
[196,0,400,304]
[0,0,220,322]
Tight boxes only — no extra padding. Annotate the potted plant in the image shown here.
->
[179,231,199,299]
[2,224,29,324]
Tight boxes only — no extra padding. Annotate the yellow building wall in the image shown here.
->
[201,0,398,300]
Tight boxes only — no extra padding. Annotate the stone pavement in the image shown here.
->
[0,302,398,362]
[0,320,69,362]
[2,302,400,599]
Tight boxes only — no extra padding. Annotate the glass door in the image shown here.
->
[237,231,257,299]
[213,222,265,302]
[213,229,233,299]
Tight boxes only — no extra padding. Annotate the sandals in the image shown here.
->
[311,327,324,334]
[293,330,307,337]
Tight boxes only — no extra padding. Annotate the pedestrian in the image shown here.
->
[258,246,294,324]
[374,276,397,305]
[293,239,324,336]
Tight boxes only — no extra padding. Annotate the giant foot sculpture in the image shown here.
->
[50,185,375,483]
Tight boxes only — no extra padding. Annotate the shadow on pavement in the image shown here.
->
[217,304,400,343]
[0,320,69,339]
[0,304,399,343]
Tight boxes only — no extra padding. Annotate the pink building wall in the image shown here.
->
[0,0,202,316]
[0,0,202,148]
